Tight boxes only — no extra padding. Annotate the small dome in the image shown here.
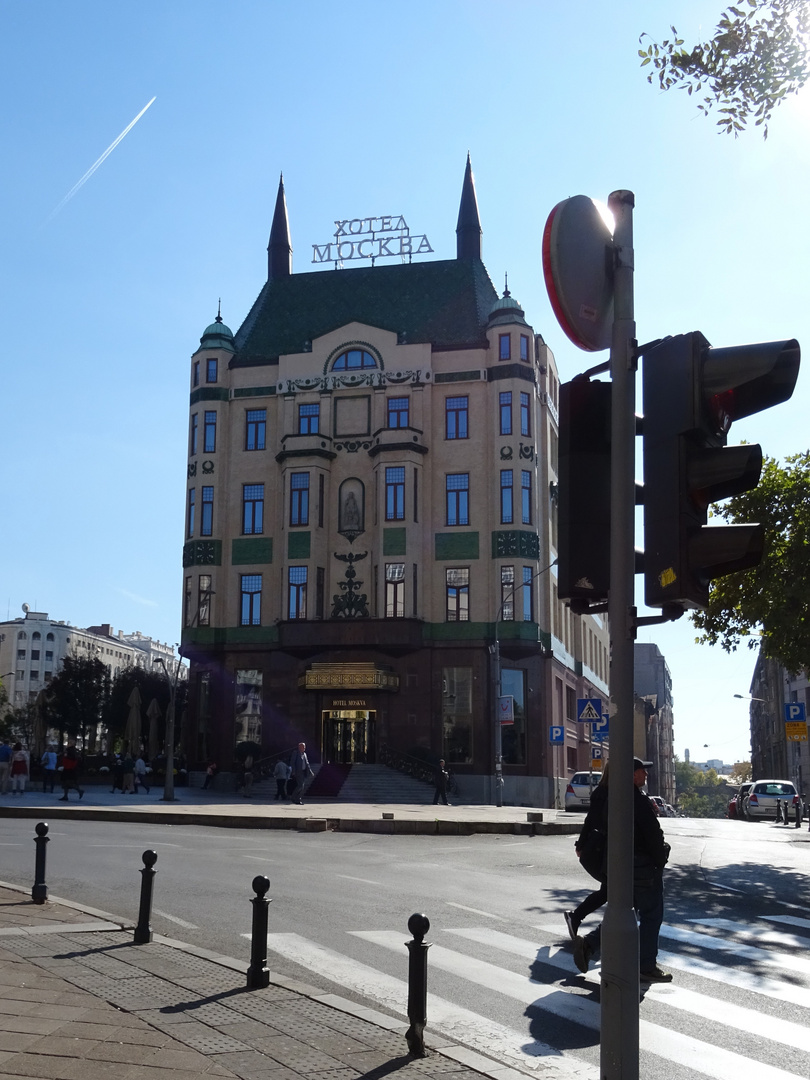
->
[487,287,527,327]
[199,313,235,352]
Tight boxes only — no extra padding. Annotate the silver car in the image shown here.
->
[565,771,602,811]
[743,779,799,821]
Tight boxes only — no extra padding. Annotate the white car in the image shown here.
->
[565,771,602,811]
[648,795,667,816]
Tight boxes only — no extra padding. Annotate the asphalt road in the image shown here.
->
[3,815,810,1080]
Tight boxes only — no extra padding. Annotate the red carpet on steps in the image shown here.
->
[307,763,352,797]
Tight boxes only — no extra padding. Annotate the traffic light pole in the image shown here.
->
[601,190,639,1080]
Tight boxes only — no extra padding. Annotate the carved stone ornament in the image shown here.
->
[187,461,197,477]
[202,460,215,474]
[500,445,513,460]
[331,551,370,617]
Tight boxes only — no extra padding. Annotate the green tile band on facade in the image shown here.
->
[232,386,278,398]
[434,370,485,383]
[383,528,407,555]
[190,387,230,405]
[232,538,273,565]
[182,540,222,567]
[288,531,311,558]
[434,532,480,560]
[491,530,540,559]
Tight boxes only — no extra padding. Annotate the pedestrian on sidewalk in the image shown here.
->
[273,757,290,800]
[564,766,609,941]
[289,742,313,805]
[10,743,30,795]
[0,738,11,795]
[40,744,58,793]
[241,754,254,797]
[202,761,217,790]
[121,752,136,794]
[572,757,672,984]
[110,754,124,793]
[433,759,450,805]
[134,754,151,794]
[59,741,84,801]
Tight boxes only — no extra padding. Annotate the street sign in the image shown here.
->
[591,746,603,769]
[577,697,603,722]
[498,695,515,726]
[549,725,564,744]
[785,702,806,723]
[542,195,615,352]
[592,714,609,737]
[785,722,807,741]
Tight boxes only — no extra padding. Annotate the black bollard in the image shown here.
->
[405,912,431,1057]
[32,822,49,905]
[246,875,271,989]
[133,851,158,944]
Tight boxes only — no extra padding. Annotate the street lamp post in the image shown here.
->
[491,559,557,808]
[155,653,183,802]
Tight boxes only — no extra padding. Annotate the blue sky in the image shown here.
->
[2,1,807,765]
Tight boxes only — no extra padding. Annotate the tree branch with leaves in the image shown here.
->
[640,0,810,136]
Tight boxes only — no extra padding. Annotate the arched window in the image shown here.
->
[32,632,41,640]
[46,633,54,641]
[331,349,377,371]
[17,631,26,640]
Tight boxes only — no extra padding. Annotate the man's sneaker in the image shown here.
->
[640,965,672,983]
[564,911,580,941]
[573,935,592,974]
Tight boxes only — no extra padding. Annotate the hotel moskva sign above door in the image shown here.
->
[312,216,433,265]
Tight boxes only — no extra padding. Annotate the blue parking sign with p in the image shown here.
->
[549,726,564,744]
[785,702,806,723]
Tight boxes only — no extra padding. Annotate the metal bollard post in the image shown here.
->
[32,822,49,905]
[405,912,431,1057]
[246,875,271,989]
[133,851,158,944]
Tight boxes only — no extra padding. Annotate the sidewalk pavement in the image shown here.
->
[0,883,541,1080]
[0,785,580,837]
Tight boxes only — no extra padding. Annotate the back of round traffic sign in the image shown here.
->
[542,195,615,352]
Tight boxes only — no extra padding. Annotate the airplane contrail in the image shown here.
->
[41,96,156,226]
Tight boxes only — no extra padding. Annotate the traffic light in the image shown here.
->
[558,376,611,604]
[642,331,800,609]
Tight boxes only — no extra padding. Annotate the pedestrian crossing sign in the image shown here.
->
[577,698,603,722]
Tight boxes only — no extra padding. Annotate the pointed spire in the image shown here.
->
[267,173,292,281]
[216,297,222,323]
[456,152,482,260]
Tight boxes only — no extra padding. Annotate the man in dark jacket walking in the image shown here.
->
[572,757,672,983]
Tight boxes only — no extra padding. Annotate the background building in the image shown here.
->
[0,607,182,708]
[180,160,609,804]
[634,642,675,805]
[749,641,809,792]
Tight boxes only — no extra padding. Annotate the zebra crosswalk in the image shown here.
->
[251,912,810,1080]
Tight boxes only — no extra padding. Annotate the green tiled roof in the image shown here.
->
[232,258,498,366]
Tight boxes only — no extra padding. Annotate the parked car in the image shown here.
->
[743,779,799,821]
[732,782,753,819]
[648,794,667,816]
[565,771,602,811]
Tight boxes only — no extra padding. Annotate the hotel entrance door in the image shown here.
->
[322,710,376,764]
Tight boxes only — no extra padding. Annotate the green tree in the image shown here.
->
[47,655,110,746]
[640,1,810,136]
[692,452,810,674]
[729,760,753,783]
[675,760,731,817]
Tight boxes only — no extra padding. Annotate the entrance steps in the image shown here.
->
[336,763,432,804]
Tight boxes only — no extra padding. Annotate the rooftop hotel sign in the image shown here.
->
[312,216,433,265]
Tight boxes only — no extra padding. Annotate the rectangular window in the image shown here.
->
[316,567,325,619]
[446,473,469,526]
[413,467,418,522]
[245,409,266,451]
[206,358,218,383]
[446,567,470,622]
[500,470,514,524]
[387,396,409,428]
[184,576,192,627]
[290,472,310,526]
[499,391,512,435]
[17,650,25,661]
[201,486,214,536]
[565,685,577,723]
[520,392,531,436]
[499,333,511,360]
[501,565,515,620]
[501,668,527,764]
[190,413,198,456]
[318,473,325,528]
[204,411,217,453]
[187,488,196,537]
[45,651,53,662]
[288,566,308,619]
[198,574,211,626]
[298,402,320,434]
[385,563,405,618]
[520,334,530,362]
[240,574,262,626]
[193,361,200,387]
[442,667,473,764]
[445,396,468,439]
[234,670,262,745]
[31,650,40,660]
[522,566,533,622]
[16,669,24,679]
[242,483,264,535]
[521,470,532,525]
[385,466,405,521]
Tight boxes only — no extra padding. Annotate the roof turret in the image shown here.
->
[456,152,482,260]
[199,306,235,352]
[267,173,293,281]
